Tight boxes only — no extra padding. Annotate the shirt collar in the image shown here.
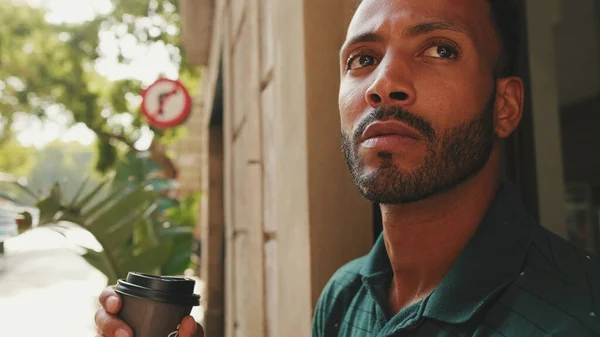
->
[359,182,534,324]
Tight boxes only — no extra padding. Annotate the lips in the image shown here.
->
[361,121,423,143]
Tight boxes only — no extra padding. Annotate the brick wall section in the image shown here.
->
[171,97,205,198]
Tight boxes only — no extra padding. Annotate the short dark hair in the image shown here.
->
[353,0,522,77]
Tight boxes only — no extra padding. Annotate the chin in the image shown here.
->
[354,166,415,204]
[352,160,445,205]
[362,154,420,175]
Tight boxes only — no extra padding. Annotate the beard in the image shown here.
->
[341,96,496,204]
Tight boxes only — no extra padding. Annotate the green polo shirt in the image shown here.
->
[313,183,600,336]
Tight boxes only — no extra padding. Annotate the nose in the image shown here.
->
[365,60,416,108]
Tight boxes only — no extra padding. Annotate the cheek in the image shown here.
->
[338,79,368,133]
[414,66,488,128]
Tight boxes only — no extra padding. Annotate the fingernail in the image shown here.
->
[107,296,119,312]
[115,329,129,337]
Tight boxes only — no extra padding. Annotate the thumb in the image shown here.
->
[178,316,204,337]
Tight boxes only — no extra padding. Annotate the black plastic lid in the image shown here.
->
[115,272,200,307]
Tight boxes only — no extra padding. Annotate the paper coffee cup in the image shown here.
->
[115,272,200,337]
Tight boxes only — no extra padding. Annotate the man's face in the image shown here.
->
[339,0,503,204]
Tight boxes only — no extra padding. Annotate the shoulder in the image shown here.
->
[313,256,367,336]
[527,224,600,294]
[499,224,600,335]
[315,256,366,313]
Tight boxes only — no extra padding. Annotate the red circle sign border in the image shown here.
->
[141,78,192,129]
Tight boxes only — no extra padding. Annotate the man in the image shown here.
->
[313,0,600,336]
[96,1,600,337]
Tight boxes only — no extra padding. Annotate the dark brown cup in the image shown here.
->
[115,272,200,337]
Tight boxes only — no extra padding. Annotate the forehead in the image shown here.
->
[347,0,496,46]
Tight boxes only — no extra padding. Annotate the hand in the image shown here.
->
[95,286,204,337]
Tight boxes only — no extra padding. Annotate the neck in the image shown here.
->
[382,146,502,314]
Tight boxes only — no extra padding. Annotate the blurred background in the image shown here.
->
[0,0,598,337]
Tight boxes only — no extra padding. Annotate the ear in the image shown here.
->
[494,76,524,139]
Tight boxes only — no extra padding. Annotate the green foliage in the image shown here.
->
[16,151,201,284]
[96,140,119,174]
[0,138,35,176]
[0,0,200,171]
[26,140,104,199]
[112,149,178,211]
[161,192,201,274]
[113,150,160,184]
[25,178,165,284]
[0,139,105,205]
[0,0,204,283]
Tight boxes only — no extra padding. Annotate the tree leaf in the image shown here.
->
[80,182,130,221]
[36,183,63,225]
[85,184,154,233]
[74,175,112,210]
[125,245,169,275]
[67,175,90,208]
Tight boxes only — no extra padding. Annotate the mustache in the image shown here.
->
[353,106,437,143]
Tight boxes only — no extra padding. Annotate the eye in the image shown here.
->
[347,54,379,70]
[423,43,459,59]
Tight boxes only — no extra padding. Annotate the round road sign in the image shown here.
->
[141,78,192,129]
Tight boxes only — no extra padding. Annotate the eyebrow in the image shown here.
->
[339,32,383,57]
[340,21,471,56]
[404,21,470,38]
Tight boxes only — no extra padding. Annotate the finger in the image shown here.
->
[94,308,133,337]
[195,323,205,337]
[99,286,122,314]
[178,316,204,337]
